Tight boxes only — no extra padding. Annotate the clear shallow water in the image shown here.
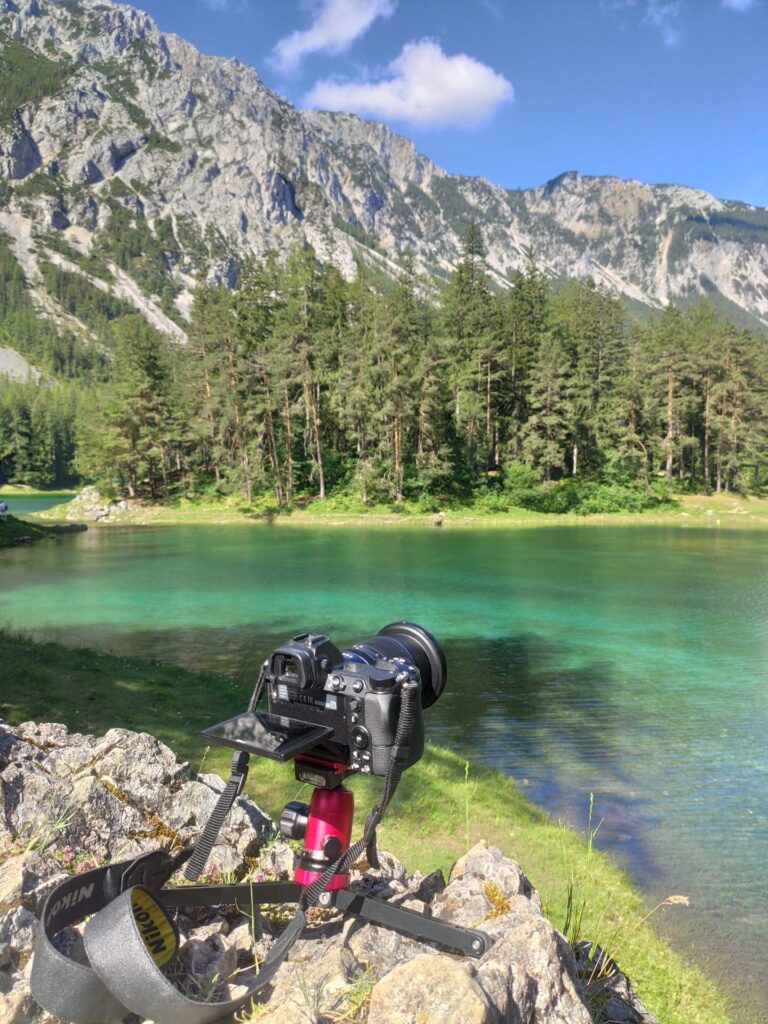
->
[1,522,766,1018]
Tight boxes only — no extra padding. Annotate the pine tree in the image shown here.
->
[521,332,572,482]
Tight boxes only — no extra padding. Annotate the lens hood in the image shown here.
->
[376,621,447,709]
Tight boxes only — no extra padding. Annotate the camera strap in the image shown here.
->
[31,845,307,1024]
[29,679,419,1024]
[184,661,268,882]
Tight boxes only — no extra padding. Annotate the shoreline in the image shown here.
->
[33,490,768,531]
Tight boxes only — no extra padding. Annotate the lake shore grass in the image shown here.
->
[35,488,768,530]
[0,513,85,549]
[0,628,741,1024]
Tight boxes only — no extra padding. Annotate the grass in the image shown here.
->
[0,628,739,1024]
[0,513,84,549]
[36,488,768,532]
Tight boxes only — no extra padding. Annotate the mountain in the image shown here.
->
[1,0,768,349]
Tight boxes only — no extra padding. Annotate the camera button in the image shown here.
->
[353,680,364,693]
[349,698,361,711]
[350,714,359,724]
[330,675,343,690]
[351,726,369,749]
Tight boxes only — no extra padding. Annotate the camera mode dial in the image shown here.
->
[369,667,397,691]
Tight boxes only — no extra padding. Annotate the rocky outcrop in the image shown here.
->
[0,721,658,1023]
[1,0,767,335]
[58,485,132,521]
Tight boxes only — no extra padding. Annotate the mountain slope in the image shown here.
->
[1,0,767,343]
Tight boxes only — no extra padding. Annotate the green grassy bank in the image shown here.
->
[0,630,736,1023]
[0,513,84,548]
[37,488,768,530]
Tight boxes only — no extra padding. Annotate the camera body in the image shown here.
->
[201,622,446,783]
[267,631,424,777]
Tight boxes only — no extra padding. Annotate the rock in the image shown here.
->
[573,941,661,1024]
[367,954,493,1024]
[0,852,66,915]
[449,840,541,910]
[408,867,446,902]
[0,908,37,958]
[0,723,660,1024]
[257,838,295,878]
[341,915,426,978]
[478,914,592,1024]
[61,486,134,522]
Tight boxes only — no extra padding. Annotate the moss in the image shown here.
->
[129,813,184,851]
[100,779,132,805]
[474,880,513,924]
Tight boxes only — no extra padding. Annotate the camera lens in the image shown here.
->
[351,622,447,709]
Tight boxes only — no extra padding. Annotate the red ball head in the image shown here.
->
[294,785,354,890]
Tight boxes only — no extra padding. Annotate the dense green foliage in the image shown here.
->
[0,379,79,486]
[2,226,767,506]
[0,231,107,379]
[0,37,73,127]
[73,229,768,508]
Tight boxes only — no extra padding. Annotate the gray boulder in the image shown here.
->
[1,722,660,1024]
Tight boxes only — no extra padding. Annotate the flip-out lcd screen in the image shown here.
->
[200,711,334,761]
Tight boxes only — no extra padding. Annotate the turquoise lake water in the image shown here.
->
[1,516,766,1018]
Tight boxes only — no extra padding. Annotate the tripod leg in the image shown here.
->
[330,889,490,958]
[163,881,303,910]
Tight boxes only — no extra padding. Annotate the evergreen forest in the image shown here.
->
[2,225,767,514]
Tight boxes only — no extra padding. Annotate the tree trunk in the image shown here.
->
[703,371,711,493]
[225,343,251,504]
[303,370,325,499]
[283,385,294,503]
[198,334,220,484]
[394,410,402,503]
[486,357,493,466]
[665,365,675,480]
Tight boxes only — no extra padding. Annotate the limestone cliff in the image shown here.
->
[1,0,766,347]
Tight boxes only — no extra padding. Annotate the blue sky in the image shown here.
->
[133,0,767,206]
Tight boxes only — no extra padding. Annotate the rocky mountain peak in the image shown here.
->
[1,0,767,342]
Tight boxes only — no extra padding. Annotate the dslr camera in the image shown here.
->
[202,622,446,783]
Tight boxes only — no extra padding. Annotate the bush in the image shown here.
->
[502,462,547,511]
[543,480,676,515]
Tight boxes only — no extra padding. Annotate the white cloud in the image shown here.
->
[643,1,683,45]
[200,0,248,10]
[303,38,513,129]
[272,0,396,74]
[722,0,758,10]
[601,0,685,44]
